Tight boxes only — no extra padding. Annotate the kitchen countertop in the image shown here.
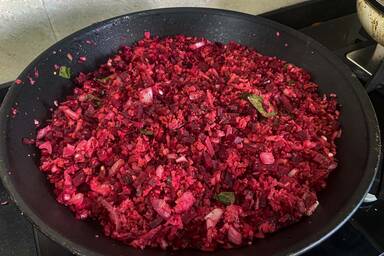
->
[0,0,304,84]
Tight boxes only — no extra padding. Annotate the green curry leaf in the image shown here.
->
[214,192,235,205]
[247,94,277,118]
[59,66,71,79]
[140,129,154,136]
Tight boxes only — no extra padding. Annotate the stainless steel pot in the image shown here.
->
[357,0,384,46]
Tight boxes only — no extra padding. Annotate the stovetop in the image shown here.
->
[1,1,384,255]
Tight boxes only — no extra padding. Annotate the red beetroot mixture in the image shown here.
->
[36,34,340,250]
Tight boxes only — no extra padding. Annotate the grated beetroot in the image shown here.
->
[36,34,340,251]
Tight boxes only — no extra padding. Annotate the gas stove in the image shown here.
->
[1,1,384,255]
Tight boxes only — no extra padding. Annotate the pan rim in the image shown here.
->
[0,7,381,256]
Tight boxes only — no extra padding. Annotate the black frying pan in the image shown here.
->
[0,8,381,256]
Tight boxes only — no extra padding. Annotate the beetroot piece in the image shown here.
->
[36,34,340,251]
[259,152,275,165]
